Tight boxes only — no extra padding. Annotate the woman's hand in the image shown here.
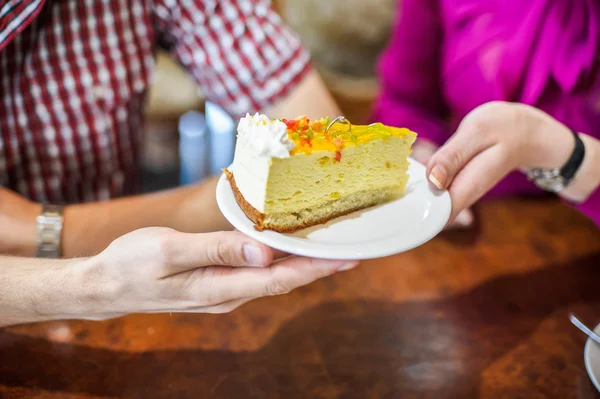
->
[425,101,577,222]
[412,140,474,229]
[43,228,358,321]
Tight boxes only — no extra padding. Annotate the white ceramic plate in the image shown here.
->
[216,158,452,260]
[584,324,600,392]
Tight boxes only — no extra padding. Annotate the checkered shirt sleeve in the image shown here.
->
[153,0,313,117]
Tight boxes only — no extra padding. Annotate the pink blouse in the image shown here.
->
[372,0,600,227]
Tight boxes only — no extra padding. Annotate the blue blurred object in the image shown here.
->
[178,110,209,185]
[205,101,236,175]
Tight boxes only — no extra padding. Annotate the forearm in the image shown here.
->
[63,176,231,257]
[264,70,341,119]
[0,256,86,327]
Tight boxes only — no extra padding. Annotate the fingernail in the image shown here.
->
[337,261,359,272]
[429,165,447,189]
[243,244,266,266]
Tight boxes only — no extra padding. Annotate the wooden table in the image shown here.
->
[1,198,600,398]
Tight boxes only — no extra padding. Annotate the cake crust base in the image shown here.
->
[224,168,267,230]
[224,168,403,233]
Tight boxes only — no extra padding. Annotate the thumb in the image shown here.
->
[159,230,274,277]
[426,126,491,190]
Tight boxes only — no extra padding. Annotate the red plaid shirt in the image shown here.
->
[0,0,311,203]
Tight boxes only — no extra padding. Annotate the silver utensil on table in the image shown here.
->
[570,313,600,345]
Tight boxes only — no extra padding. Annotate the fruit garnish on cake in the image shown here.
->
[224,114,417,232]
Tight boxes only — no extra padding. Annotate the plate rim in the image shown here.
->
[216,157,452,260]
[584,324,600,392]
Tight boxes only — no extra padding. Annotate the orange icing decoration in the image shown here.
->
[280,116,414,155]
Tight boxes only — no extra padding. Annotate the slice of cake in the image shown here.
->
[224,114,417,232]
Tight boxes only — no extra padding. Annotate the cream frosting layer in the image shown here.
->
[232,113,296,212]
[236,113,295,158]
[231,142,270,212]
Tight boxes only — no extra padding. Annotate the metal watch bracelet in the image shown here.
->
[36,204,64,258]
[526,129,586,193]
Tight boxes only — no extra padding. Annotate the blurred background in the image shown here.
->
[141,0,397,192]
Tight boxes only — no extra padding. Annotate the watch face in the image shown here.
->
[527,168,566,193]
[535,176,566,192]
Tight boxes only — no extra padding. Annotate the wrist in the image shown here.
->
[518,104,573,171]
[515,104,597,201]
[29,257,108,323]
[60,256,118,321]
[36,204,65,258]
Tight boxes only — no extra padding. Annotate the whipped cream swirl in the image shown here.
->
[236,113,295,158]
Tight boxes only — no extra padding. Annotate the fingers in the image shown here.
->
[445,208,474,230]
[183,257,359,306]
[234,229,288,259]
[158,230,274,277]
[272,249,291,260]
[256,257,359,297]
[446,145,512,221]
[181,298,252,314]
[426,119,494,190]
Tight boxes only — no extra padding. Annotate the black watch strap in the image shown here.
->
[560,129,586,182]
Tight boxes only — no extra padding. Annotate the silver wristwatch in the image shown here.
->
[526,129,586,193]
[526,168,571,193]
[36,204,64,258]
